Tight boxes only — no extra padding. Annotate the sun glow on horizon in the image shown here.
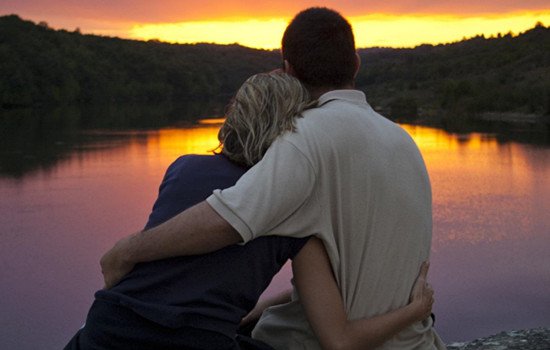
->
[129,19,288,49]
[128,11,550,49]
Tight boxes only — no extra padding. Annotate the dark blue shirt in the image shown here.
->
[96,154,308,336]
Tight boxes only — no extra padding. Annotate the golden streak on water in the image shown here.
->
[198,118,226,125]
[401,124,549,246]
[151,127,221,157]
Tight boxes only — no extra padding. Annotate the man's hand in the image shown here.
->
[409,261,434,322]
[100,233,136,289]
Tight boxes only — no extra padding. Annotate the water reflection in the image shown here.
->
[0,101,226,178]
[1,106,548,180]
[0,119,549,349]
[400,125,550,342]
[402,125,550,246]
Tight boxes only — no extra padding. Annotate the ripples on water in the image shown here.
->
[0,117,549,349]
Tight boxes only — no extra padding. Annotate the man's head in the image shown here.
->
[282,7,358,90]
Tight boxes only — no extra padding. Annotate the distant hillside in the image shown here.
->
[0,15,280,107]
[1,15,549,124]
[356,23,550,124]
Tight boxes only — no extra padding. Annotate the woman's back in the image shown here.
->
[95,154,307,337]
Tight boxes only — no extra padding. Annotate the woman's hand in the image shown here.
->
[240,289,292,327]
[408,261,434,322]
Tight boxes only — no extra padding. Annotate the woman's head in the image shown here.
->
[218,73,315,166]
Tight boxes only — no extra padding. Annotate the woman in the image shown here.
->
[64,73,434,350]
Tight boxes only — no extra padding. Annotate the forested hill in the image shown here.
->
[0,15,280,107]
[1,15,549,121]
[356,23,550,121]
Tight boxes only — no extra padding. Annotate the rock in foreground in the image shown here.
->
[447,328,550,350]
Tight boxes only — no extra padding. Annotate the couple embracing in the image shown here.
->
[66,7,446,350]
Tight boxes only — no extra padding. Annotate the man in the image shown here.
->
[101,7,445,349]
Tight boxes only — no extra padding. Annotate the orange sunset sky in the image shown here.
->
[1,0,549,48]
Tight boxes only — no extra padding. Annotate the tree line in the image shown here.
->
[1,15,549,123]
[356,22,550,123]
[0,15,280,107]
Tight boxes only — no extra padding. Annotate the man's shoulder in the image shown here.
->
[292,97,396,139]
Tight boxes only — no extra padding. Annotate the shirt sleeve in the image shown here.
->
[206,137,316,243]
[289,237,311,260]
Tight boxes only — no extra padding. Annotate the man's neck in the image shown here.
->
[308,84,355,100]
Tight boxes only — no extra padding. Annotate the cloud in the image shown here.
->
[2,0,548,48]
[2,0,550,24]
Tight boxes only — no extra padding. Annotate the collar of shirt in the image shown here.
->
[317,89,367,107]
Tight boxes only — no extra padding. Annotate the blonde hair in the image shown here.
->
[218,73,316,166]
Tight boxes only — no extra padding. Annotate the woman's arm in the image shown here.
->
[292,238,433,350]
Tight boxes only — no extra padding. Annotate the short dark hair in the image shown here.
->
[282,7,357,88]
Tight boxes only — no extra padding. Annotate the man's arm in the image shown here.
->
[102,136,315,288]
[100,201,241,288]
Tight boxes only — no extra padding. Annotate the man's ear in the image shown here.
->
[284,60,297,76]
[353,52,361,78]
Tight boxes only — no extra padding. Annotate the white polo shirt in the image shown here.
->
[207,90,445,349]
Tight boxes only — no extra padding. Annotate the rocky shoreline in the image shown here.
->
[447,328,550,350]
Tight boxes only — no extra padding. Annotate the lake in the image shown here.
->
[0,108,549,349]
